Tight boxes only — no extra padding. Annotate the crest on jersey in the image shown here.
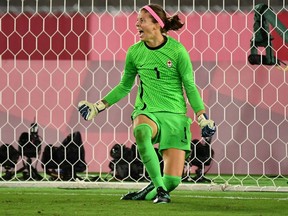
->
[167,60,172,68]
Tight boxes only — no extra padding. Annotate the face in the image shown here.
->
[136,10,159,42]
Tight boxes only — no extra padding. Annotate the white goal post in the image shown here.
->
[0,0,287,192]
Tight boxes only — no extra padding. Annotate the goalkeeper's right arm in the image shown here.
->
[78,100,108,121]
[78,48,137,121]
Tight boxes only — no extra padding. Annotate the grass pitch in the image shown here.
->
[0,187,287,216]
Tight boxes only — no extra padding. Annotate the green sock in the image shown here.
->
[163,174,181,192]
[134,124,165,190]
[145,174,181,200]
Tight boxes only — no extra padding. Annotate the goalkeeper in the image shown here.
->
[78,4,216,204]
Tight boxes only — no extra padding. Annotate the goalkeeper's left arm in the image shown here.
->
[196,111,216,137]
[177,46,216,137]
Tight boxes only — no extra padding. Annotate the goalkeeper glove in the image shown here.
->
[197,113,216,137]
[78,100,106,121]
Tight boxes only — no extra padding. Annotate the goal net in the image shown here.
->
[0,0,287,192]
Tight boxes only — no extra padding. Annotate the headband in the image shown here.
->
[143,5,165,28]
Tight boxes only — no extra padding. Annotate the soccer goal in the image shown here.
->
[0,0,287,192]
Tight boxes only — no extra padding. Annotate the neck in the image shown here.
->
[146,34,165,48]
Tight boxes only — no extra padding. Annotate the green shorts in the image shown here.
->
[131,110,192,158]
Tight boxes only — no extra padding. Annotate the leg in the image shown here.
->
[162,148,185,191]
[145,148,185,201]
[121,115,166,201]
[162,148,186,177]
[133,115,166,190]
[147,113,191,203]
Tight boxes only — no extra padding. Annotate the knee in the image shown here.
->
[133,124,152,144]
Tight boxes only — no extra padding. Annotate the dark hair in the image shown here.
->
[142,4,184,33]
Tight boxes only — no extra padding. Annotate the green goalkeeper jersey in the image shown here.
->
[104,36,205,114]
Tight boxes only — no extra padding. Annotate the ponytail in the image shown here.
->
[163,15,184,33]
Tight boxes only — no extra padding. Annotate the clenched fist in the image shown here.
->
[78,100,106,121]
[197,113,216,137]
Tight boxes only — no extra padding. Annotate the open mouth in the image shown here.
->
[138,30,144,37]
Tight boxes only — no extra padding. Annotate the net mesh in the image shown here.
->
[0,0,287,191]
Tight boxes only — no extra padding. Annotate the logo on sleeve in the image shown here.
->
[167,60,172,68]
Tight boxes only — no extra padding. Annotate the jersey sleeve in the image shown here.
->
[103,47,137,106]
[177,45,205,113]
